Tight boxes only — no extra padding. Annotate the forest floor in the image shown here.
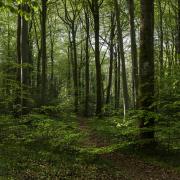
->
[0,113,180,179]
[78,116,180,180]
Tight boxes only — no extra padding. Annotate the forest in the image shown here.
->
[0,0,180,179]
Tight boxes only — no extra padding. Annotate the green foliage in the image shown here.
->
[1,111,180,179]
[0,0,179,178]
[128,110,161,125]
[33,101,75,117]
[0,114,124,179]
[88,114,180,171]
[89,115,137,145]
[102,104,124,116]
[0,114,84,178]
[38,105,61,116]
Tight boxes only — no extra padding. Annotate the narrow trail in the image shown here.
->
[78,116,109,147]
[78,116,180,180]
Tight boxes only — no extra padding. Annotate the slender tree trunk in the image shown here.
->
[28,20,34,87]
[7,12,10,59]
[16,6,21,105]
[37,50,41,89]
[67,46,72,95]
[50,39,54,95]
[138,0,155,141]
[79,38,83,102]
[117,45,121,108]
[68,31,74,96]
[33,18,41,91]
[128,0,138,109]
[156,0,165,111]
[92,0,102,115]
[158,0,164,76]
[106,13,115,104]
[72,23,79,112]
[177,0,180,65]
[41,0,48,105]
[114,48,118,108]
[84,9,90,116]
[114,0,129,112]
[16,8,21,86]
[49,25,55,97]
[21,4,30,108]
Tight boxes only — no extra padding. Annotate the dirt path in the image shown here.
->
[78,116,180,180]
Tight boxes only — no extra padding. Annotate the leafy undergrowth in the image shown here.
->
[0,113,180,179]
[88,116,180,171]
[0,114,125,179]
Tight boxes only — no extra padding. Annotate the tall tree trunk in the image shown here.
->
[16,8,21,84]
[67,45,71,95]
[72,23,79,112]
[67,30,73,96]
[49,25,55,97]
[114,0,129,113]
[16,6,21,105]
[114,48,118,108]
[158,0,164,77]
[79,35,83,103]
[33,17,41,92]
[92,0,102,115]
[41,0,48,105]
[156,0,165,111]
[138,0,155,141]
[28,19,34,88]
[68,31,74,96]
[128,0,138,109]
[177,0,180,65]
[117,45,121,108]
[7,12,10,58]
[21,3,30,108]
[106,13,115,104]
[84,9,90,116]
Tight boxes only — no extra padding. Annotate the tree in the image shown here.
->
[177,0,180,64]
[84,6,90,116]
[157,0,164,76]
[88,0,103,115]
[21,3,31,108]
[128,0,138,108]
[138,0,155,141]
[114,0,129,114]
[41,0,48,105]
[106,12,115,105]
[56,0,81,112]
[16,5,21,105]
[33,13,41,93]
[48,12,57,99]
